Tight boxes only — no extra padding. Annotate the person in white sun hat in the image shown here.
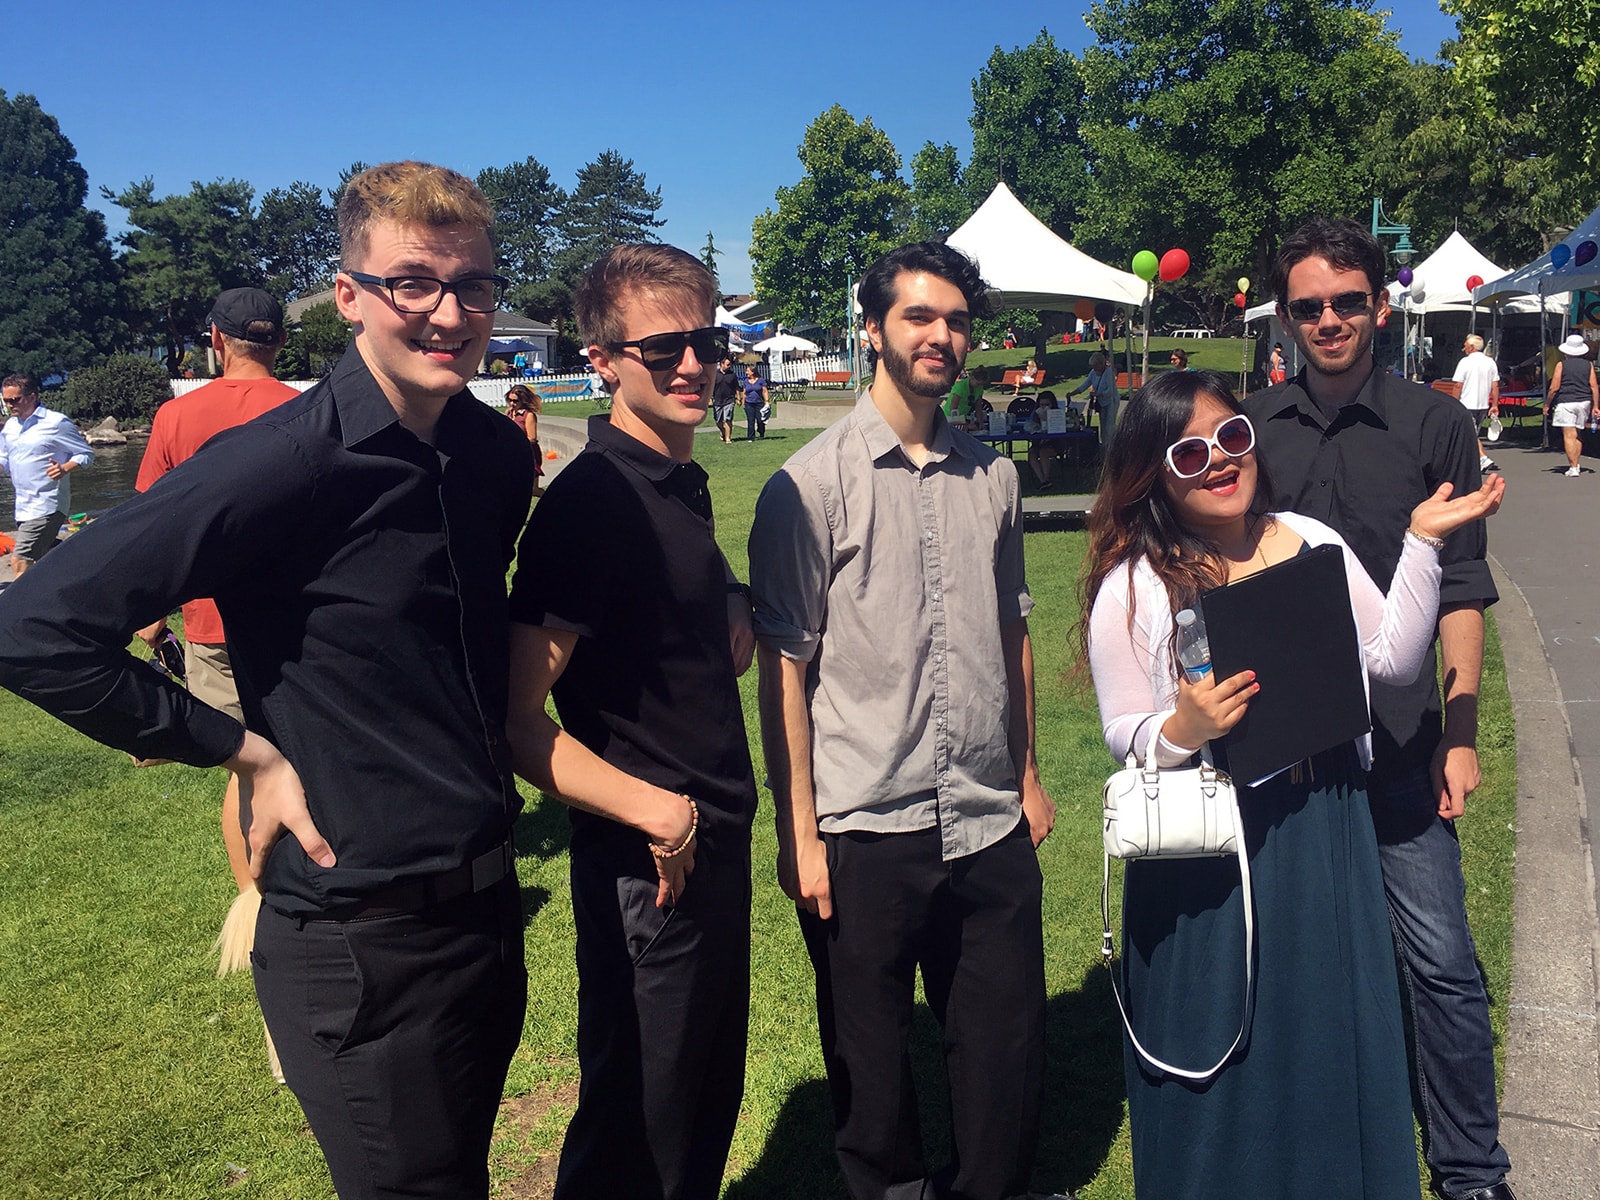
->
[1547,333,1598,477]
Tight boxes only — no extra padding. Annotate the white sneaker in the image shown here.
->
[1566,466,1582,477]
[1480,454,1499,472]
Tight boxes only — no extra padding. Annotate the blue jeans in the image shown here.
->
[1369,766,1511,1197]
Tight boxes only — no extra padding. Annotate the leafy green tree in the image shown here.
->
[258,180,337,301]
[0,91,126,380]
[700,231,722,288]
[966,32,1091,237]
[750,105,911,329]
[277,299,350,379]
[105,177,262,373]
[1445,0,1600,187]
[476,156,565,311]
[57,353,172,423]
[908,142,970,241]
[1076,0,1408,323]
[1369,54,1584,268]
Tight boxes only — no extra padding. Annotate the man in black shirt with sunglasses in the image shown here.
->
[1245,216,1513,1200]
[505,243,757,1200]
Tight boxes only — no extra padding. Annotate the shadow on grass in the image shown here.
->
[513,795,572,925]
[726,966,1127,1198]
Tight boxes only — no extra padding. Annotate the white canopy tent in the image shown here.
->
[752,332,820,355]
[1389,231,1563,315]
[946,181,1147,308]
[946,180,1150,384]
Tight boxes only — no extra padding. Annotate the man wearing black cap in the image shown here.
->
[131,286,301,1075]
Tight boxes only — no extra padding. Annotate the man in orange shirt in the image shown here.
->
[134,287,299,1074]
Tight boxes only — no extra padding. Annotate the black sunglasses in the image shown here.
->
[610,326,729,370]
[1283,291,1375,323]
[1166,414,1256,479]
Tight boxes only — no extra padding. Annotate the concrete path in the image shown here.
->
[1475,438,1600,1198]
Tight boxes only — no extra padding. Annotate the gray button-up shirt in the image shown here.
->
[749,391,1033,861]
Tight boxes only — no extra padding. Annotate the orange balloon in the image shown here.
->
[1073,299,1096,321]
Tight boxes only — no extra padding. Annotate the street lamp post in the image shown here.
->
[1372,198,1416,375]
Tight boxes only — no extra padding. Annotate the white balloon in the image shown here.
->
[1407,282,1426,304]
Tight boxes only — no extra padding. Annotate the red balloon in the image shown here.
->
[1158,248,1191,282]
[1233,292,1247,309]
[1466,274,1484,291]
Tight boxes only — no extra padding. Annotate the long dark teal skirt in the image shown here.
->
[1120,747,1420,1199]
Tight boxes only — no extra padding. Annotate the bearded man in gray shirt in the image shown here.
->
[749,241,1056,1200]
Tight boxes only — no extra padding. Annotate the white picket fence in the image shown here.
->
[763,351,850,383]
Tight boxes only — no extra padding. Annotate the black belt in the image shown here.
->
[310,840,515,922]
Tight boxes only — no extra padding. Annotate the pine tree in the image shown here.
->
[0,91,126,379]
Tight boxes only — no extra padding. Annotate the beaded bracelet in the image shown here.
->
[1406,527,1446,551]
[650,797,699,859]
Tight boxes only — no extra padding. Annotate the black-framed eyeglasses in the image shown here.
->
[610,326,729,370]
[1283,291,1374,323]
[1166,414,1256,479]
[346,271,508,314]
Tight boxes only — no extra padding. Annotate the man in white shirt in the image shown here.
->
[1452,335,1501,474]
[1,374,95,577]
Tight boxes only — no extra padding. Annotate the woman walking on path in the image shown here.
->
[1547,334,1598,478]
[741,365,768,441]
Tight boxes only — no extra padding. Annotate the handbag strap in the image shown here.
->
[1100,788,1254,1082]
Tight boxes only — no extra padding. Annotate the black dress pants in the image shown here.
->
[798,821,1046,1200]
[252,876,527,1200]
[554,832,752,1200]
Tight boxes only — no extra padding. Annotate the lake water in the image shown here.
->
[0,440,147,526]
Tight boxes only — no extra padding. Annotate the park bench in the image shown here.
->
[1115,372,1144,394]
[1001,369,1047,393]
[813,371,853,389]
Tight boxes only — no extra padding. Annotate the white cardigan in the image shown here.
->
[1087,511,1443,777]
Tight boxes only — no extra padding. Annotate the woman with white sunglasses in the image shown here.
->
[1079,369,1503,1199]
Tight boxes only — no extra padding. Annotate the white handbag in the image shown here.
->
[1101,715,1255,1081]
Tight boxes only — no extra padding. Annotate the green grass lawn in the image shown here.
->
[0,426,1517,1199]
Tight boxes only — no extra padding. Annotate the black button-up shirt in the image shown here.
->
[1244,366,1497,783]
[508,415,757,854]
[0,346,535,914]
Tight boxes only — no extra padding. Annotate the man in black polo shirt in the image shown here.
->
[0,162,533,1199]
[1244,215,1513,1200]
[505,243,757,1200]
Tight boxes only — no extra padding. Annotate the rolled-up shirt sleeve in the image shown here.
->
[749,463,832,662]
[994,458,1033,624]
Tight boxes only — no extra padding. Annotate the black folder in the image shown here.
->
[1199,543,1371,784]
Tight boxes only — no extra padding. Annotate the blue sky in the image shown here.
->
[7,1,1459,295]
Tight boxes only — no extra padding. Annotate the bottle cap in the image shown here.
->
[1176,608,1196,627]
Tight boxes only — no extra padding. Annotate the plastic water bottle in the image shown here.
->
[1175,608,1213,683]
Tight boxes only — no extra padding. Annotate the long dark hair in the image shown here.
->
[1075,370,1275,666]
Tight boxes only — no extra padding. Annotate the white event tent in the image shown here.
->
[1389,230,1562,315]
[946,181,1146,309]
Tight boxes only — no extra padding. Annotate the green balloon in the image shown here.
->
[1132,250,1159,282]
